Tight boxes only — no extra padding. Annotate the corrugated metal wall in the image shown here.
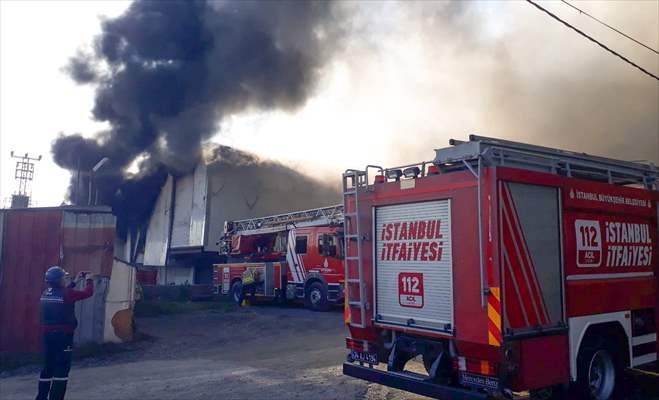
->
[144,176,173,267]
[61,211,115,277]
[74,276,109,345]
[0,210,63,353]
[0,208,116,353]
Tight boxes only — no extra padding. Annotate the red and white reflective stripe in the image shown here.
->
[500,183,550,328]
[286,229,306,283]
[458,356,466,371]
[345,338,372,352]
[453,357,497,376]
[487,287,502,346]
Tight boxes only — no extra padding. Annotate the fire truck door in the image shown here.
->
[500,182,563,333]
[264,262,275,296]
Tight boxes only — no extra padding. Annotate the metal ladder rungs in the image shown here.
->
[343,170,367,330]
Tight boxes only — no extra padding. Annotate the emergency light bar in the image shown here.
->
[385,169,403,181]
[402,167,420,178]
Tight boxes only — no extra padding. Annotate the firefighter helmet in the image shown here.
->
[44,266,67,283]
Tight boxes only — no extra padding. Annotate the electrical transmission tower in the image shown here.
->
[10,151,41,208]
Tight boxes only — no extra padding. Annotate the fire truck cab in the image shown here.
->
[214,205,345,311]
[342,135,658,399]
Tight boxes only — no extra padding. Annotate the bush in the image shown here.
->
[133,301,229,318]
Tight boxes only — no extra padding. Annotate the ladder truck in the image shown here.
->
[342,135,658,399]
[215,204,345,311]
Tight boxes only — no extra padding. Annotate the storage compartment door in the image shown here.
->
[375,200,453,333]
[500,182,563,333]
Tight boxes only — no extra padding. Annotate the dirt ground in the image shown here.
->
[0,304,424,400]
[1,304,657,400]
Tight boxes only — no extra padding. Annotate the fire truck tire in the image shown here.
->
[576,336,624,400]
[422,351,452,384]
[231,281,243,305]
[422,352,436,374]
[305,281,330,312]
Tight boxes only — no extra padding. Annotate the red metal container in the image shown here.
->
[136,270,158,286]
[0,206,115,353]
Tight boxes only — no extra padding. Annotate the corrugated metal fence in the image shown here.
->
[0,207,115,353]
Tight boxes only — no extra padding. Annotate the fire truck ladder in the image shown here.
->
[343,169,369,328]
[218,204,344,254]
[223,204,344,236]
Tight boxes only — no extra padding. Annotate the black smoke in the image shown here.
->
[52,0,344,224]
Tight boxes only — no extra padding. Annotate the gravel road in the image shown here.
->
[2,304,656,400]
[0,304,424,400]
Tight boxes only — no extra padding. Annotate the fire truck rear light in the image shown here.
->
[374,174,385,184]
[452,357,497,376]
[385,169,402,181]
[346,338,365,352]
[402,167,420,178]
[427,165,440,175]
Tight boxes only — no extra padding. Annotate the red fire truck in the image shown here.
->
[214,205,345,311]
[342,136,658,399]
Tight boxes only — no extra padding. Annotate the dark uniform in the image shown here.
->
[36,275,93,400]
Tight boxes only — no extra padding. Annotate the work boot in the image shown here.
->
[48,378,68,400]
[35,378,51,400]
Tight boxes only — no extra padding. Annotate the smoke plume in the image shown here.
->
[304,1,658,172]
[52,0,344,224]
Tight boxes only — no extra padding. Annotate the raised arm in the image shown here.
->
[64,276,95,303]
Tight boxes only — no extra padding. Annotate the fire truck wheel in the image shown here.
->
[422,351,452,384]
[576,337,623,400]
[231,281,243,305]
[422,351,436,374]
[305,281,329,312]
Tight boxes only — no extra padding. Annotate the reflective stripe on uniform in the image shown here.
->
[40,298,64,303]
[52,377,69,381]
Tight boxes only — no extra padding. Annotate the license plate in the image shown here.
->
[458,372,499,391]
[350,350,378,365]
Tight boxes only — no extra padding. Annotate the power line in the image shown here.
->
[560,0,659,56]
[526,0,659,82]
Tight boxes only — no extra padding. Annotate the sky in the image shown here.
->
[1,0,658,207]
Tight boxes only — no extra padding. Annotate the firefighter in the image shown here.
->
[36,266,94,400]
[240,267,262,306]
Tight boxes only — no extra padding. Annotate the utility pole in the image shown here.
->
[88,157,110,206]
[10,151,41,208]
